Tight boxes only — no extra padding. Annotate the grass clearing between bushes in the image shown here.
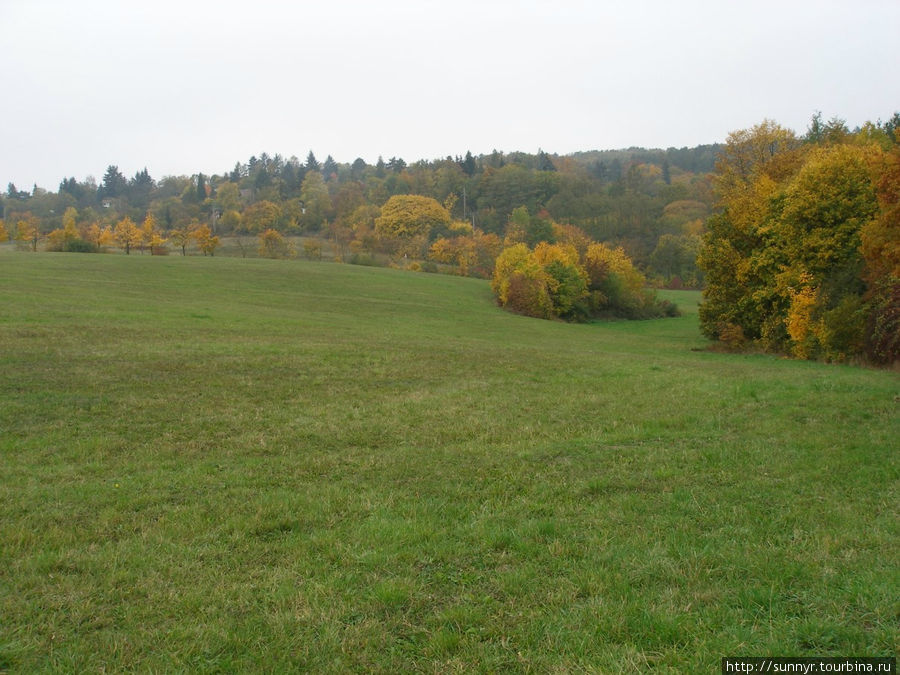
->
[0,253,897,672]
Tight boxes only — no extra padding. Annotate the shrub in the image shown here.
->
[63,239,99,253]
[302,240,322,260]
[584,243,646,313]
[258,229,296,259]
[492,244,534,307]
[544,259,589,320]
[46,233,99,253]
[349,252,382,267]
[493,241,675,321]
[718,323,748,351]
[504,270,554,319]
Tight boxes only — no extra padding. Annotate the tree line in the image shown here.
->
[699,113,900,365]
[3,113,897,363]
[1,145,721,286]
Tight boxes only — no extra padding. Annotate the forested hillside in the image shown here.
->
[1,145,718,287]
[3,113,898,364]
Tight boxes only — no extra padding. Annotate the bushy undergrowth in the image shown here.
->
[349,252,384,267]
[60,238,99,253]
[493,241,678,321]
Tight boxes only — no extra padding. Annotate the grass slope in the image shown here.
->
[0,253,897,672]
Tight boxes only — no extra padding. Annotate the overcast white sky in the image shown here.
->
[3,0,898,190]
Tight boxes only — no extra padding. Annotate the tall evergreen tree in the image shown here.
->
[59,177,85,202]
[280,161,298,198]
[460,150,477,176]
[351,158,367,181]
[128,168,155,211]
[387,157,406,173]
[537,149,556,172]
[322,155,339,179]
[197,173,207,201]
[99,165,127,199]
[305,151,320,173]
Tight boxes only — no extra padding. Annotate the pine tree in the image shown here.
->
[305,151,320,173]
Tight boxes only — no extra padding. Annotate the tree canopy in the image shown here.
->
[375,195,451,240]
[698,118,899,364]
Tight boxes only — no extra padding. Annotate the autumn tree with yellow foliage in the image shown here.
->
[45,207,104,253]
[428,231,502,278]
[492,239,674,321]
[47,207,83,251]
[258,228,295,259]
[168,226,192,256]
[114,217,142,255]
[83,223,115,251]
[141,212,167,254]
[192,223,220,256]
[15,215,41,251]
[242,200,282,233]
[699,117,899,364]
[375,194,451,258]
[492,243,556,319]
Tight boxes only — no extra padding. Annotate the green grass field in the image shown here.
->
[1,252,897,672]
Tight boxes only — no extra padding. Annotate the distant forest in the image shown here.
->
[3,111,898,314]
[2,144,722,286]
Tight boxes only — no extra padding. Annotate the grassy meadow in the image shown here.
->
[0,251,897,672]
